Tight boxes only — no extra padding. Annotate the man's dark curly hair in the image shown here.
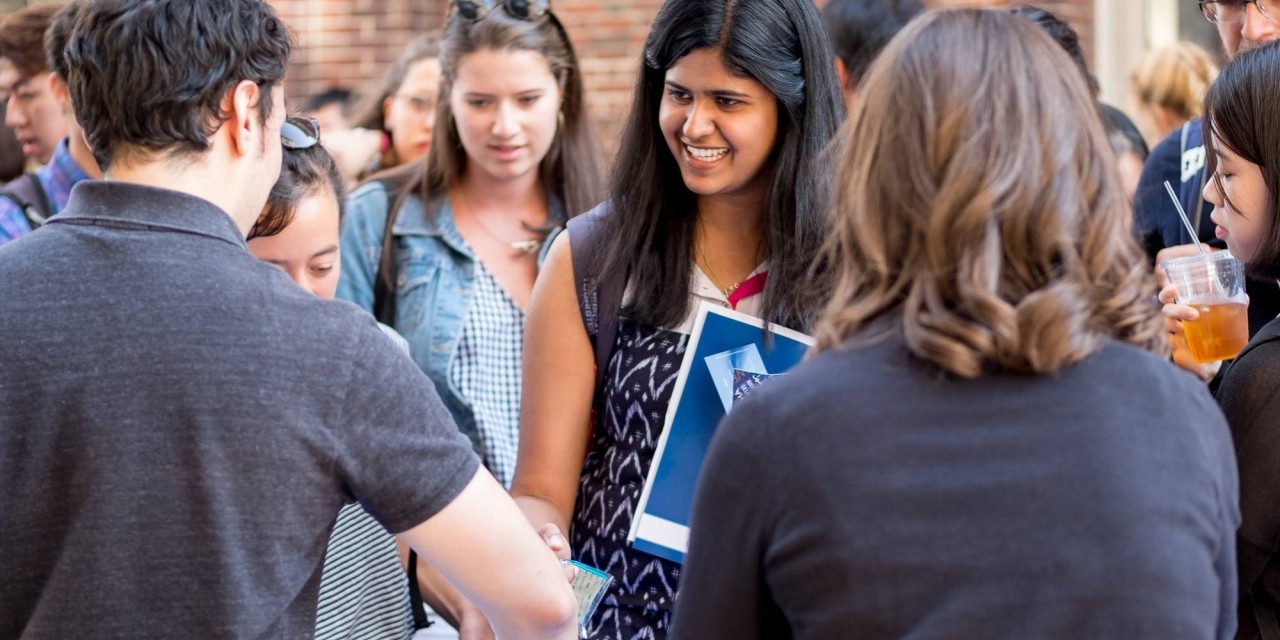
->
[64,0,293,169]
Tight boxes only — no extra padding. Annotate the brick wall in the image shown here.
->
[266,0,1095,155]
[270,0,665,155]
[0,0,1096,154]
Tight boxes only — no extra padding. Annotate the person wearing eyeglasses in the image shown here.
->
[342,36,442,182]
[1134,0,1280,380]
[0,1,580,637]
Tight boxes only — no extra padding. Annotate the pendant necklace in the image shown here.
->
[455,189,544,257]
[696,232,764,299]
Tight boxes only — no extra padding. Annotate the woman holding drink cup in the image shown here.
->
[1161,40,1280,638]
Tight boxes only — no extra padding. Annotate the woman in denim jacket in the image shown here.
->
[337,0,602,490]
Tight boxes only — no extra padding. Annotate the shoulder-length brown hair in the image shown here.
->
[814,9,1165,377]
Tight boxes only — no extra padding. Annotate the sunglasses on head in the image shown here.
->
[451,0,550,22]
[281,115,321,150]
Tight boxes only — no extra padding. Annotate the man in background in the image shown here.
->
[821,0,925,108]
[0,3,84,244]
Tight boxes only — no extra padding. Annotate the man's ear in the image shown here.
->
[225,79,264,158]
[48,73,72,113]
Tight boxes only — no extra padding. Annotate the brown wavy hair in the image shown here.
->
[814,8,1166,377]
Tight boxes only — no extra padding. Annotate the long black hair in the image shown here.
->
[598,0,844,332]
[1203,40,1280,279]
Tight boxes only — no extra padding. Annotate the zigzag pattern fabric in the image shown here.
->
[571,320,687,640]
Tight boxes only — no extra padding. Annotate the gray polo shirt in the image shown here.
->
[0,182,479,639]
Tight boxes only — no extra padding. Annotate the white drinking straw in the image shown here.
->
[1165,180,1207,256]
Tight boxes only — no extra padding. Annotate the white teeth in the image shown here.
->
[686,145,728,161]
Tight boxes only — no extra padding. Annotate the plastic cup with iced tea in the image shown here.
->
[1162,251,1249,364]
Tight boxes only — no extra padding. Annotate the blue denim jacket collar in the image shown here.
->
[390,190,567,264]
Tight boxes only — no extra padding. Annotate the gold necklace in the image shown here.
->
[695,221,766,298]
[454,189,544,257]
[696,239,748,298]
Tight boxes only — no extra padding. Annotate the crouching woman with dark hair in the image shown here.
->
[247,118,419,639]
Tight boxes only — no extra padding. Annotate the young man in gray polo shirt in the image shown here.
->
[0,1,576,638]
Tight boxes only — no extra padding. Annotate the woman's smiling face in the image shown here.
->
[659,47,779,203]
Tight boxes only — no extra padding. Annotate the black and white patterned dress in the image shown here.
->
[570,267,765,640]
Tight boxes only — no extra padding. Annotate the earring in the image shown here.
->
[557,110,565,130]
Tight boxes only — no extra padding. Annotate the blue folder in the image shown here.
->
[628,301,813,564]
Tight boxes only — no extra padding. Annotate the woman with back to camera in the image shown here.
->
[672,9,1238,639]
[1162,40,1280,640]
[510,0,844,636]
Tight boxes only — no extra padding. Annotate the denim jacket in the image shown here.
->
[336,180,563,455]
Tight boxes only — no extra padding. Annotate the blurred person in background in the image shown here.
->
[674,10,1237,639]
[1130,42,1219,144]
[326,36,442,186]
[1112,117,1151,202]
[0,110,25,182]
[821,0,925,109]
[0,3,66,168]
[304,86,356,135]
[0,1,100,246]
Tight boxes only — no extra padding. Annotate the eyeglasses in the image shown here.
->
[450,0,550,22]
[1199,0,1280,24]
[281,115,320,150]
[394,93,436,115]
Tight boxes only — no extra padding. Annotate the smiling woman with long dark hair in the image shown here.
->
[510,0,843,636]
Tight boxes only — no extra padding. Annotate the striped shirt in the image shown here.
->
[448,262,525,488]
[314,323,416,640]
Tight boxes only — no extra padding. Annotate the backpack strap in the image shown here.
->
[368,162,425,326]
[1254,587,1280,640]
[567,203,625,398]
[3,174,52,230]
